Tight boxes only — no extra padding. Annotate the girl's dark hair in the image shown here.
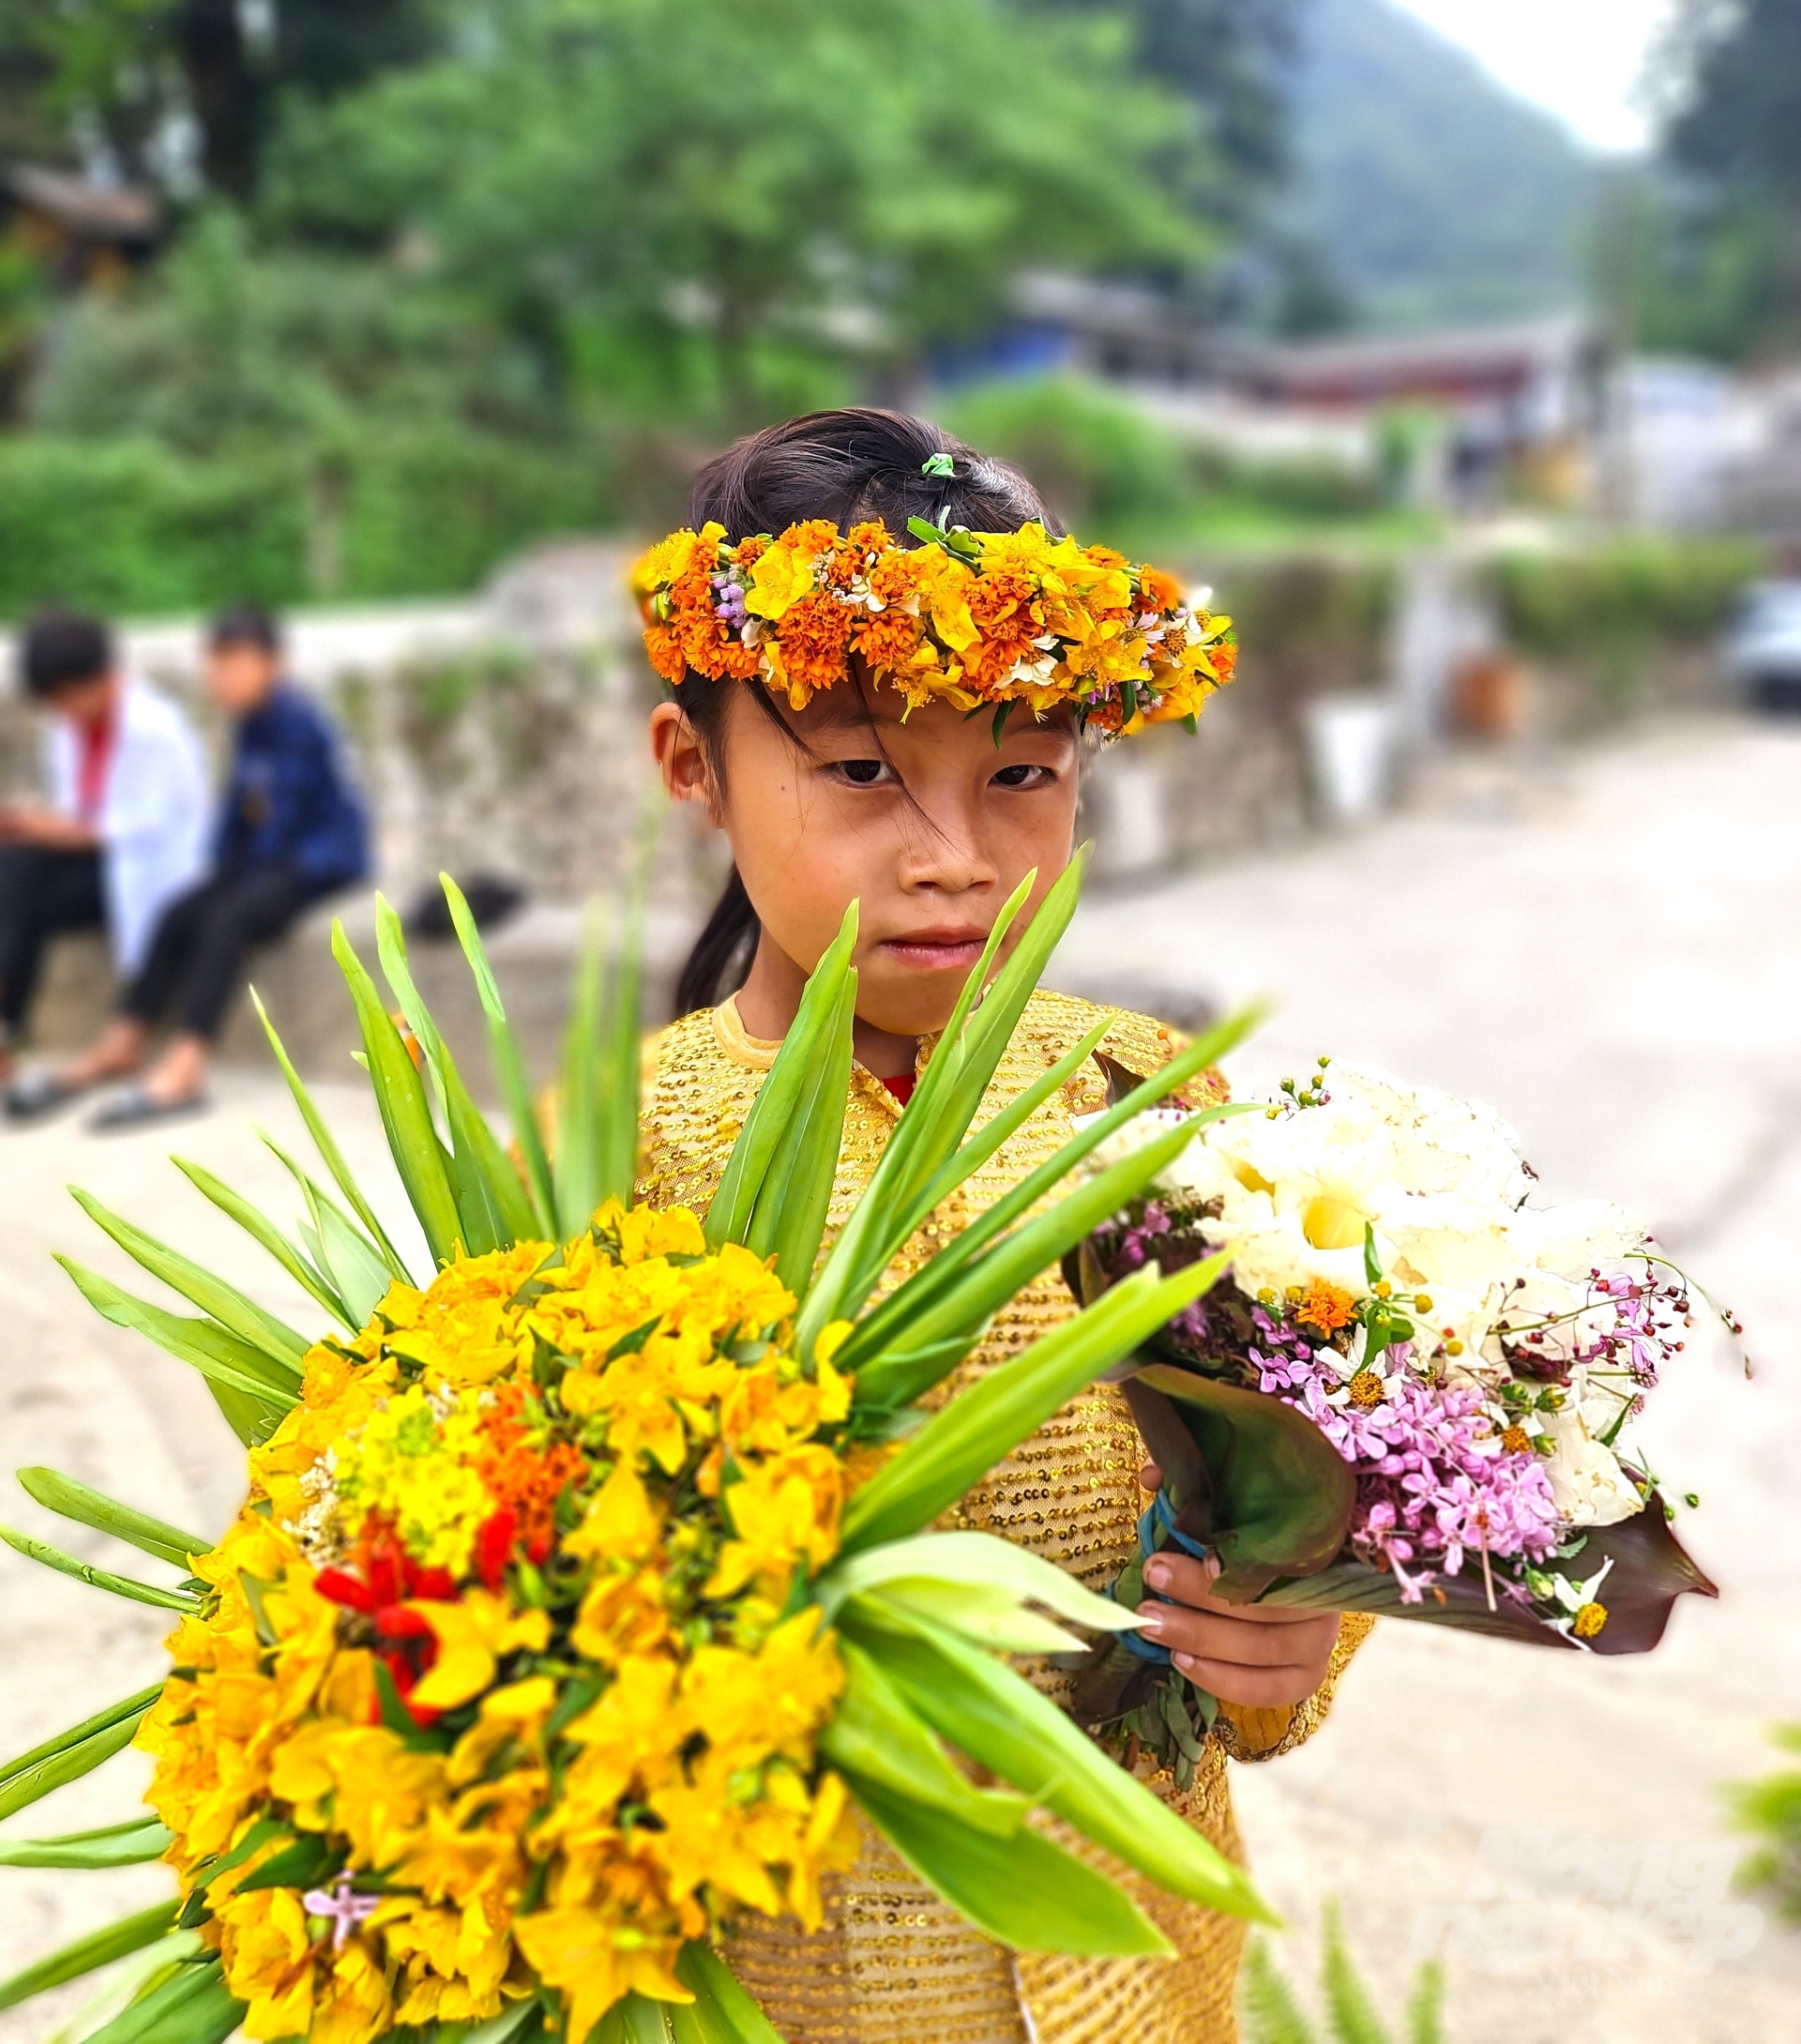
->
[671,407,1057,1017]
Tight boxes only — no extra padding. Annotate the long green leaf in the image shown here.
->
[0,1689,162,1793]
[840,1253,1229,1555]
[14,1469,205,1570]
[1322,1897,1393,2044]
[599,841,651,1215]
[250,986,412,1280]
[839,1605,1273,1925]
[752,968,857,1288]
[555,903,609,1237]
[79,1959,237,2044]
[0,1715,152,1823]
[260,1134,394,1325]
[843,1115,1218,1409]
[68,1190,306,1374]
[333,919,463,1266]
[375,894,540,1254]
[673,1940,795,2044]
[817,1639,1028,1837]
[443,873,557,1236]
[849,1772,1173,1957]
[705,903,858,1251]
[0,1527,197,1612]
[0,1909,177,2016]
[0,1821,172,1870]
[56,1260,300,1423]
[170,1157,352,1330]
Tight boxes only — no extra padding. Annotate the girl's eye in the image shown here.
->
[992,763,1054,790]
[833,758,893,786]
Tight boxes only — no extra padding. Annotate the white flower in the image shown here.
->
[1549,1556,1616,1647]
[1537,1398,1643,1527]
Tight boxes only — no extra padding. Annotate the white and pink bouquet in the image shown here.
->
[1068,1058,1733,1779]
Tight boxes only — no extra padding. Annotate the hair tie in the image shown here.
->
[920,452,957,479]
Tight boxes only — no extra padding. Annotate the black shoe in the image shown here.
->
[86,1083,211,1133]
[4,1069,89,1124]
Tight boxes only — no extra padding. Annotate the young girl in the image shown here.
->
[640,409,1369,2044]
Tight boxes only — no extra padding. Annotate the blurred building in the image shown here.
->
[0,162,160,289]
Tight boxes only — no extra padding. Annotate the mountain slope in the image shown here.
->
[1287,0,1598,328]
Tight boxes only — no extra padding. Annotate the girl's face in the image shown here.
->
[653,681,1082,1043]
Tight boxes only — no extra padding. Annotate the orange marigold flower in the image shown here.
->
[852,605,925,678]
[1140,565,1185,613]
[776,591,855,702]
[1295,1279,1358,1337]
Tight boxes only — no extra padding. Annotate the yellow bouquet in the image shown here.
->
[0,854,1266,2044]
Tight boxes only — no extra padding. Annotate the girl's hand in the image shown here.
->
[1134,1462,1341,1708]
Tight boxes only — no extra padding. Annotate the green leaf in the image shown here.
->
[554,902,609,1238]
[80,1960,239,2044]
[848,1772,1173,1957]
[261,1134,394,1325]
[1128,1368,1359,1598]
[332,919,464,1267]
[706,903,857,1253]
[838,1605,1272,1925]
[442,873,557,1237]
[840,1254,1230,1554]
[1322,1897,1392,2044]
[55,1259,299,1438]
[751,965,856,1289]
[250,986,412,1281]
[0,1821,172,1870]
[1405,1961,1447,2044]
[0,1688,162,1796]
[67,1189,307,1375]
[817,1639,1028,1837]
[457,2003,542,2044]
[0,1904,176,2014]
[1241,1938,1318,2044]
[843,1115,1221,1410]
[0,1526,198,1612]
[820,1531,1142,1656]
[673,1942,788,2044]
[171,1157,353,1331]
[232,1832,337,1893]
[15,1468,207,1571]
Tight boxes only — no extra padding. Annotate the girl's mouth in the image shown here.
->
[879,928,991,973]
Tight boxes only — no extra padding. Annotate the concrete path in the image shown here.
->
[1,714,1797,2038]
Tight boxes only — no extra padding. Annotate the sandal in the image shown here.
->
[86,1084,211,1134]
[4,1068,91,1124]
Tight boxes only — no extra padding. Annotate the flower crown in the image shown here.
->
[633,508,1234,736]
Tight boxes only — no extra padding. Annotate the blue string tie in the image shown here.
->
[1113,1491,1210,1665]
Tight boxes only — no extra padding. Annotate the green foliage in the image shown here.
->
[1242,1902,1449,2044]
[265,0,1205,420]
[936,376,1382,552]
[1728,1722,1801,1921]
[1490,537,1763,665]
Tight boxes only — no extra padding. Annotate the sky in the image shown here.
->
[1386,0,1679,153]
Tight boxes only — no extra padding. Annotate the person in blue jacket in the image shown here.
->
[41,604,371,1128]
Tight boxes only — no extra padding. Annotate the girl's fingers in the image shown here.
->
[1169,1654,1324,1707]
[1141,1551,1330,1627]
[1135,1602,1330,1668]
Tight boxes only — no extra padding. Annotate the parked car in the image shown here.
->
[1724,581,1801,711]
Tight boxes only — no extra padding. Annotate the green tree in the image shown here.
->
[1641,0,1801,358]
[264,0,1205,422]
[0,0,442,196]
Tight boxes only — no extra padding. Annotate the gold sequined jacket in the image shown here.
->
[637,991,1372,2044]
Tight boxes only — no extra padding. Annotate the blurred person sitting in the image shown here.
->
[28,604,371,1130]
[0,610,207,1104]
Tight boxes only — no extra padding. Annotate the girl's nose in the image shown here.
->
[897,814,997,896]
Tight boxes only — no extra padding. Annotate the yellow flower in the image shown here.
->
[513,1905,691,2041]
[565,1460,663,1566]
[707,1445,843,1597]
[407,1590,552,1713]
[745,526,828,622]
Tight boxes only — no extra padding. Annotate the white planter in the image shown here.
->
[1305,695,1396,825]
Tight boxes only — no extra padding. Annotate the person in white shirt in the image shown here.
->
[0,610,207,1106]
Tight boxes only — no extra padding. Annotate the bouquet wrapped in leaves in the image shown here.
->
[0,855,1273,2044]
[1067,1058,1733,1784]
